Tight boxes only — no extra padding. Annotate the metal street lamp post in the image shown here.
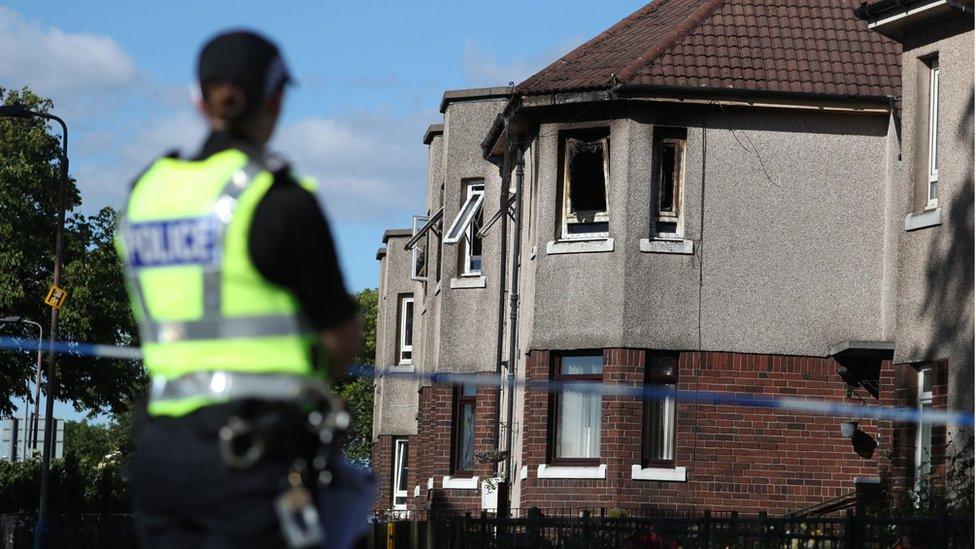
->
[0,316,44,457]
[0,103,69,549]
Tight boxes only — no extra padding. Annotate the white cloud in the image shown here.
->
[275,111,430,222]
[0,6,137,96]
[461,37,585,87]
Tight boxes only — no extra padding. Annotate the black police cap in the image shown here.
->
[197,30,294,102]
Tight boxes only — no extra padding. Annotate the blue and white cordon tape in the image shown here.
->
[1,335,972,427]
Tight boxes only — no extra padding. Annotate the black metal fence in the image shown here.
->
[369,508,974,549]
[0,513,137,549]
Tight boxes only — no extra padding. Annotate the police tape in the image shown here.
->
[1,335,972,427]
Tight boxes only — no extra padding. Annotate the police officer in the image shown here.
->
[118,30,371,548]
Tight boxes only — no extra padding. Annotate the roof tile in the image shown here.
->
[518,0,901,99]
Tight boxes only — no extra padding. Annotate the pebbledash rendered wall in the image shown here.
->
[371,87,905,514]
[890,15,974,456]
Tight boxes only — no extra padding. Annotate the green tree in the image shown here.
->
[334,288,378,464]
[0,86,143,416]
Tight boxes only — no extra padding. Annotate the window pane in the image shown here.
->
[458,403,475,471]
[403,301,413,346]
[659,143,677,213]
[647,355,676,379]
[644,386,675,461]
[561,354,603,375]
[918,403,933,480]
[396,441,409,491]
[462,383,477,397]
[556,388,601,458]
[567,139,607,214]
[920,368,933,394]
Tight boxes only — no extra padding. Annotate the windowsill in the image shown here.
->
[391,365,415,373]
[639,238,694,255]
[905,207,941,231]
[630,465,687,482]
[450,275,486,289]
[537,464,607,479]
[546,238,614,255]
[442,475,479,490]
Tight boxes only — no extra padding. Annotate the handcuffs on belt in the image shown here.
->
[217,386,351,548]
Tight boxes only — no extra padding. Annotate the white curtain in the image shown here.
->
[557,387,601,458]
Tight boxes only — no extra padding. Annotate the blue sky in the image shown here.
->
[1,1,645,292]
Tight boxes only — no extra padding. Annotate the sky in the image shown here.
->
[1,0,647,293]
[0,0,648,422]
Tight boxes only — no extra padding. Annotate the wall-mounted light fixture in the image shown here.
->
[840,420,859,438]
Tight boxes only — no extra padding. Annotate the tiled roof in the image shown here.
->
[518,0,901,99]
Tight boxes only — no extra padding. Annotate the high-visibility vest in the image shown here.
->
[116,148,322,417]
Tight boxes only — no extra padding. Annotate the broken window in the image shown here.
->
[652,128,687,239]
[643,353,678,466]
[460,181,485,275]
[561,129,610,238]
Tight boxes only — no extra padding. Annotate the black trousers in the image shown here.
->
[132,404,292,549]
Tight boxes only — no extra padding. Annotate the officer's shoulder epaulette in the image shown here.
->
[261,152,296,184]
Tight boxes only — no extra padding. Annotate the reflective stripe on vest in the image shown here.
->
[118,150,321,416]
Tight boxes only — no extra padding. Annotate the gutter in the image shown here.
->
[611,83,893,107]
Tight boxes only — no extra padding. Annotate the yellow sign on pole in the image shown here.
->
[44,285,68,309]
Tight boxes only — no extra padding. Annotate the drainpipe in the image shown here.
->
[502,143,525,515]
[947,0,973,14]
[492,124,511,457]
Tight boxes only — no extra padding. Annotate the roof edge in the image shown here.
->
[423,123,444,145]
[439,87,513,113]
[616,0,727,83]
[612,83,895,107]
[382,228,413,244]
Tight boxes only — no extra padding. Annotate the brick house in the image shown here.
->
[370,0,973,516]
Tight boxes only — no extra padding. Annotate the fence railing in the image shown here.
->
[0,513,137,549]
[369,508,974,549]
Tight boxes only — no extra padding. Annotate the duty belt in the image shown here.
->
[150,370,328,405]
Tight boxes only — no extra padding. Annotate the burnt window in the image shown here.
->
[560,128,610,238]
[452,383,477,475]
[551,352,603,464]
[652,128,687,239]
[643,352,678,467]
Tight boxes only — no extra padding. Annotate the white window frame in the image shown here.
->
[561,136,610,240]
[397,295,414,365]
[926,59,940,210]
[392,438,409,510]
[443,186,485,244]
[461,182,485,276]
[653,136,687,240]
[410,214,429,282]
[915,367,934,491]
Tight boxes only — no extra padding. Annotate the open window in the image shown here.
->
[459,181,485,275]
[392,437,409,510]
[643,353,677,467]
[443,182,485,245]
[925,57,940,210]
[652,128,687,239]
[452,383,477,475]
[410,215,429,281]
[560,129,610,239]
[396,294,414,365]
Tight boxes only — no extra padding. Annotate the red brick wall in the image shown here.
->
[408,383,499,513]
[518,349,889,515]
[371,434,394,514]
